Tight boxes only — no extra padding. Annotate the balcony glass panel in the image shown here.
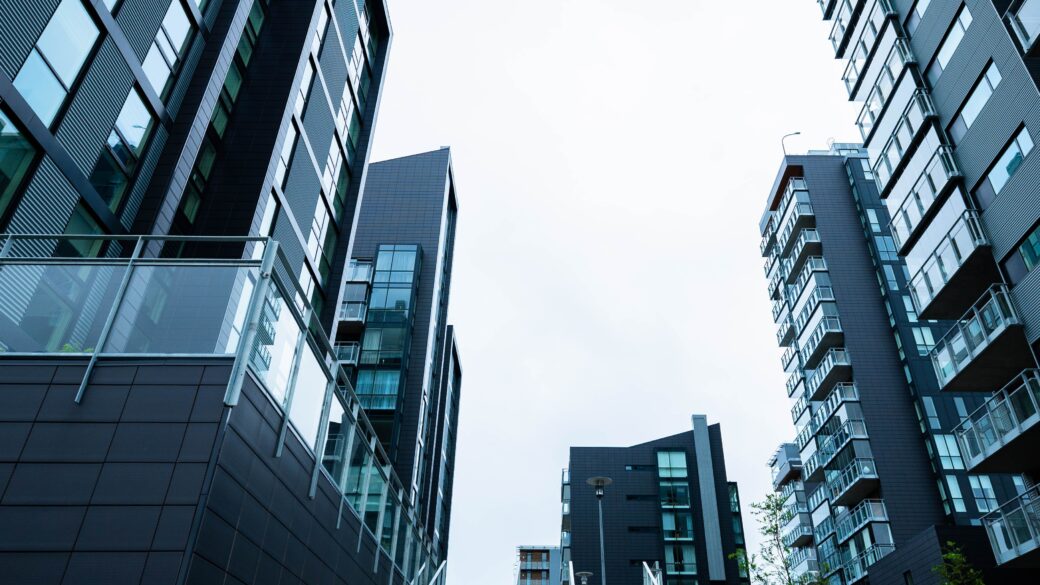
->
[871,90,937,192]
[340,300,367,321]
[829,0,855,52]
[1010,0,1040,50]
[856,38,915,139]
[984,483,1040,565]
[930,286,1019,388]
[800,317,843,367]
[806,348,852,399]
[842,0,895,95]
[890,146,959,251]
[335,341,360,364]
[956,369,1040,467]
[827,458,878,503]
[909,211,988,313]
[836,499,888,543]
[843,544,895,583]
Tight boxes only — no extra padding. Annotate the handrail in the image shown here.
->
[930,285,1019,388]
[955,369,1040,465]
[908,210,988,313]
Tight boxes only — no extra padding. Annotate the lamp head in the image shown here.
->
[576,571,593,585]
[587,476,612,499]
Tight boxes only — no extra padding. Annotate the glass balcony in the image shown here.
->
[822,418,868,467]
[773,446,804,490]
[794,286,836,336]
[807,483,829,513]
[802,444,829,482]
[764,250,780,278]
[828,0,855,54]
[772,299,788,324]
[777,203,817,258]
[0,235,442,577]
[843,543,895,583]
[761,217,778,257]
[807,348,853,400]
[785,229,822,283]
[890,148,961,254]
[931,285,1028,391]
[909,210,995,319]
[777,316,795,347]
[827,458,880,507]
[335,341,360,365]
[790,257,828,306]
[796,421,815,450]
[339,300,368,322]
[871,90,939,195]
[789,546,819,576]
[783,524,814,548]
[836,499,888,544]
[856,38,916,141]
[345,260,373,283]
[812,383,859,433]
[984,483,1040,566]
[813,515,835,543]
[781,480,805,502]
[841,0,897,96]
[787,370,806,398]
[1008,0,1040,52]
[782,344,801,371]
[956,370,1040,473]
[801,317,844,369]
[768,264,788,301]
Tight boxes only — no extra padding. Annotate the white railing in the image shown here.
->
[909,210,988,314]
[955,369,1040,468]
[930,285,1019,388]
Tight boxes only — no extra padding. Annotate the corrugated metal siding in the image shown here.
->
[334,0,360,46]
[1012,266,1040,343]
[0,0,59,78]
[114,0,168,61]
[120,125,169,229]
[7,157,81,236]
[317,23,349,109]
[54,39,133,176]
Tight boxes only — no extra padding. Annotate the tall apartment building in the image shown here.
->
[760,145,1029,583]
[515,546,563,585]
[560,415,749,585]
[333,148,462,561]
[812,0,1040,575]
[0,1,460,584]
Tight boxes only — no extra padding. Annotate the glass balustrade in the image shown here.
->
[983,483,1040,565]
[930,285,1020,389]
[890,146,960,251]
[955,369,1040,469]
[909,210,989,315]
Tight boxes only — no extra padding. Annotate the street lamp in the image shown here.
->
[575,571,593,585]
[587,477,613,585]
[781,131,802,156]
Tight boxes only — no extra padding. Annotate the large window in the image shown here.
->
[1010,0,1040,50]
[949,63,1002,145]
[0,107,38,227]
[973,126,1034,209]
[935,434,964,470]
[665,544,697,575]
[660,481,691,508]
[662,512,694,541]
[969,475,998,513]
[142,0,194,99]
[13,0,100,126]
[88,87,155,213]
[905,0,933,36]
[926,6,972,85]
[1002,221,1040,284]
[657,451,688,478]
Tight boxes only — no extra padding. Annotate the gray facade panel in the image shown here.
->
[0,0,58,79]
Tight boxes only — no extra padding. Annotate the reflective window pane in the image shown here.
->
[142,44,172,94]
[287,346,329,450]
[37,0,99,87]
[0,109,38,222]
[115,89,154,154]
[13,51,66,125]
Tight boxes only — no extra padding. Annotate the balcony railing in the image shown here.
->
[783,524,814,548]
[800,317,843,368]
[807,348,852,400]
[796,422,815,451]
[871,90,938,194]
[808,483,829,512]
[1008,0,1040,52]
[812,383,859,433]
[787,370,806,398]
[890,146,961,253]
[909,210,989,317]
[791,393,810,426]
[794,286,836,336]
[788,546,818,571]
[777,203,816,257]
[0,234,442,579]
[955,370,1040,471]
[836,499,888,543]
[827,458,879,506]
[828,0,855,53]
[930,285,1021,390]
[856,38,916,141]
[339,301,368,322]
[813,514,836,543]
[777,316,795,347]
[769,264,788,301]
[843,544,895,583]
[984,483,1040,565]
[790,257,828,305]
[782,344,801,371]
[772,299,787,323]
[780,480,805,502]
[761,217,778,257]
[345,260,373,283]
[841,0,897,96]
[777,177,808,220]
[335,342,360,365]
[785,229,822,282]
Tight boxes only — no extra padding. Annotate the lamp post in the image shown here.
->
[587,477,613,585]
[782,131,802,156]
[576,571,593,585]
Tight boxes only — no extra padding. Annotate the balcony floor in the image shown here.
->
[941,326,1032,392]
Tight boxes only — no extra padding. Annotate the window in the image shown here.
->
[312,4,330,56]
[657,451,688,478]
[903,295,918,322]
[274,122,298,188]
[88,87,155,213]
[948,63,1002,144]
[974,126,1034,209]
[969,475,998,512]
[660,481,691,508]
[1014,475,1028,495]
[732,516,744,545]
[142,0,194,99]
[945,475,967,513]
[0,107,38,228]
[926,6,972,85]
[912,327,935,356]
[866,209,882,233]
[729,484,741,513]
[905,0,933,36]
[13,0,100,126]
[1003,221,1040,284]
[662,512,694,540]
[58,201,106,257]
[883,264,899,291]
[665,544,696,575]
[1010,0,1040,50]
[237,0,265,66]
[922,397,941,430]
[936,435,964,469]
[954,397,968,419]
[294,59,316,118]
[875,236,898,261]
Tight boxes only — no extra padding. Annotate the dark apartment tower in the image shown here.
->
[332,148,461,561]
[813,0,1040,576]
[559,415,749,585]
[760,145,1031,584]
[0,1,458,584]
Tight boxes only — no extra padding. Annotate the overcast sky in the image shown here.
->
[369,0,862,582]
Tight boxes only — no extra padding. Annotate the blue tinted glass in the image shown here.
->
[0,109,37,219]
[142,44,171,95]
[37,0,99,87]
[115,89,153,153]
[162,1,192,54]
[13,51,66,125]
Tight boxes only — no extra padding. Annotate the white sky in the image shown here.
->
[369,0,862,582]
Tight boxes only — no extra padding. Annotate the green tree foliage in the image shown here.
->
[932,541,984,585]
[730,493,827,585]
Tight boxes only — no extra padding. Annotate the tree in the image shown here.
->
[932,541,985,585]
[730,493,828,585]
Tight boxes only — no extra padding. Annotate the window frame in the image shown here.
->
[925,5,973,86]
[947,61,1002,145]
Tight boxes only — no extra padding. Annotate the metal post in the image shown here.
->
[225,240,279,406]
[597,497,607,585]
[75,236,144,403]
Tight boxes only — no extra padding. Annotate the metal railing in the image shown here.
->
[790,257,828,307]
[930,285,1020,388]
[806,348,852,399]
[871,90,939,193]
[843,543,895,583]
[777,203,816,256]
[909,210,989,314]
[782,344,801,371]
[335,342,360,365]
[836,499,888,543]
[813,383,859,433]
[787,370,806,398]
[955,369,1040,469]
[339,300,367,321]
[800,317,843,366]
[856,38,916,141]
[0,234,442,583]
[785,229,822,282]
[794,286,836,336]
[890,146,960,251]
[983,483,1040,565]
[828,0,855,52]
[827,458,879,504]
[841,0,897,95]
[777,316,795,346]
